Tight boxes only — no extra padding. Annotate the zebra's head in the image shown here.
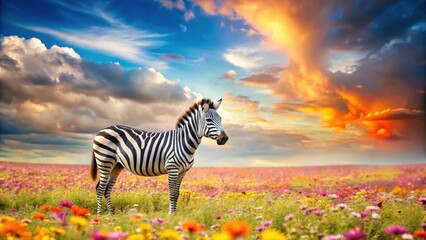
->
[201,99,228,145]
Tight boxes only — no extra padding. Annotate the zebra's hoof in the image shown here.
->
[168,211,176,215]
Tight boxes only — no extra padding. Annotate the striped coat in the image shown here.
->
[91,99,228,214]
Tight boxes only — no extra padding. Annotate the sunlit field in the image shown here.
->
[1,162,426,239]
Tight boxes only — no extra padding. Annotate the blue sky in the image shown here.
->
[0,0,425,166]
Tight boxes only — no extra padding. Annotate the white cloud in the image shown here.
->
[222,69,237,81]
[19,2,167,69]
[179,24,188,32]
[184,10,195,22]
[224,47,263,70]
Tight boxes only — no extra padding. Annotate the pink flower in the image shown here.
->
[419,197,426,205]
[284,214,294,221]
[385,225,409,235]
[107,231,128,240]
[261,220,273,227]
[59,200,73,208]
[214,214,221,220]
[343,227,367,240]
[360,212,369,218]
[91,231,108,240]
[323,234,343,240]
[255,216,262,220]
[50,210,68,226]
[256,226,265,232]
[211,224,220,230]
[313,209,325,216]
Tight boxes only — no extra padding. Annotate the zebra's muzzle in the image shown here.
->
[217,132,228,145]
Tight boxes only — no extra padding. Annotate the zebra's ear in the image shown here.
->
[213,99,222,110]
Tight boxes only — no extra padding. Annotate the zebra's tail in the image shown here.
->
[90,150,98,181]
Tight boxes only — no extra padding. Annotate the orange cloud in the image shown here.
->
[195,0,425,144]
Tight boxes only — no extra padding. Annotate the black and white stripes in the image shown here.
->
[91,98,228,214]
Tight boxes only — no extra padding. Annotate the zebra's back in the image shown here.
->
[93,125,173,176]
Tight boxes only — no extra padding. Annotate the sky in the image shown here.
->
[0,0,425,166]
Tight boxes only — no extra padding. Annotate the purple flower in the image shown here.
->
[343,227,367,240]
[50,210,68,226]
[59,200,73,208]
[385,225,409,235]
[284,214,294,221]
[420,223,426,230]
[321,191,328,197]
[261,220,273,227]
[419,197,426,205]
[214,214,221,220]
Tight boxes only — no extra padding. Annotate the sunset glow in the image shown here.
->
[0,0,425,166]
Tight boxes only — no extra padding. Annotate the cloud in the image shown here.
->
[224,47,263,70]
[0,36,201,134]
[179,24,187,32]
[221,69,237,81]
[362,108,425,121]
[19,2,167,69]
[197,0,426,143]
[194,0,217,15]
[160,54,185,61]
[184,10,195,22]
[159,0,185,10]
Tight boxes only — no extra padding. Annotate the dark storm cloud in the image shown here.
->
[328,0,425,52]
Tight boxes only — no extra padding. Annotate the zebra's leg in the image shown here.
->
[104,163,124,214]
[167,170,187,214]
[96,165,113,215]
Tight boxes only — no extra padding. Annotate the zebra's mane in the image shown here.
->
[176,99,214,129]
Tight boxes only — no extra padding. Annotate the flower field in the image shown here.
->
[0,162,426,239]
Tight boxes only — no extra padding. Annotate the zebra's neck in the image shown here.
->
[174,108,203,160]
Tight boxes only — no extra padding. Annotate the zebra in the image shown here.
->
[90,98,228,214]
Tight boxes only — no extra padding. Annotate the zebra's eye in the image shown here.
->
[206,119,213,123]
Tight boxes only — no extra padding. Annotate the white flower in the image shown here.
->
[337,203,347,210]
[328,194,339,199]
[371,212,381,219]
[366,206,380,211]
[401,233,413,239]
[350,212,361,218]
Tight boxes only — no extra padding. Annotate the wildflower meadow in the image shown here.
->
[1,162,426,239]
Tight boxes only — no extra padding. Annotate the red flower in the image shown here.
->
[70,205,91,217]
[32,212,46,220]
[181,220,204,234]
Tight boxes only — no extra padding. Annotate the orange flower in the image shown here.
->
[52,207,63,212]
[0,219,31,239]
[181,220,204,234]
[70,205,91,217]
[414,229,426,239]
[40,205,53,211]
[223,221,250,237]
[32,213,46,220]
[92,216,101,223]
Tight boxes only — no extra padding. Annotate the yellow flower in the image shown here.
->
[69,216,89,228]
[0,216,15,223]
[260,229,287,240]
[50,227,65,236]
[35,227,50,236]
[211,232,232,240]
[159,229,183,240]
[127,234,145,240]
[196,235,211,240]
[138,223,153,235]
[114,226,122,231]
